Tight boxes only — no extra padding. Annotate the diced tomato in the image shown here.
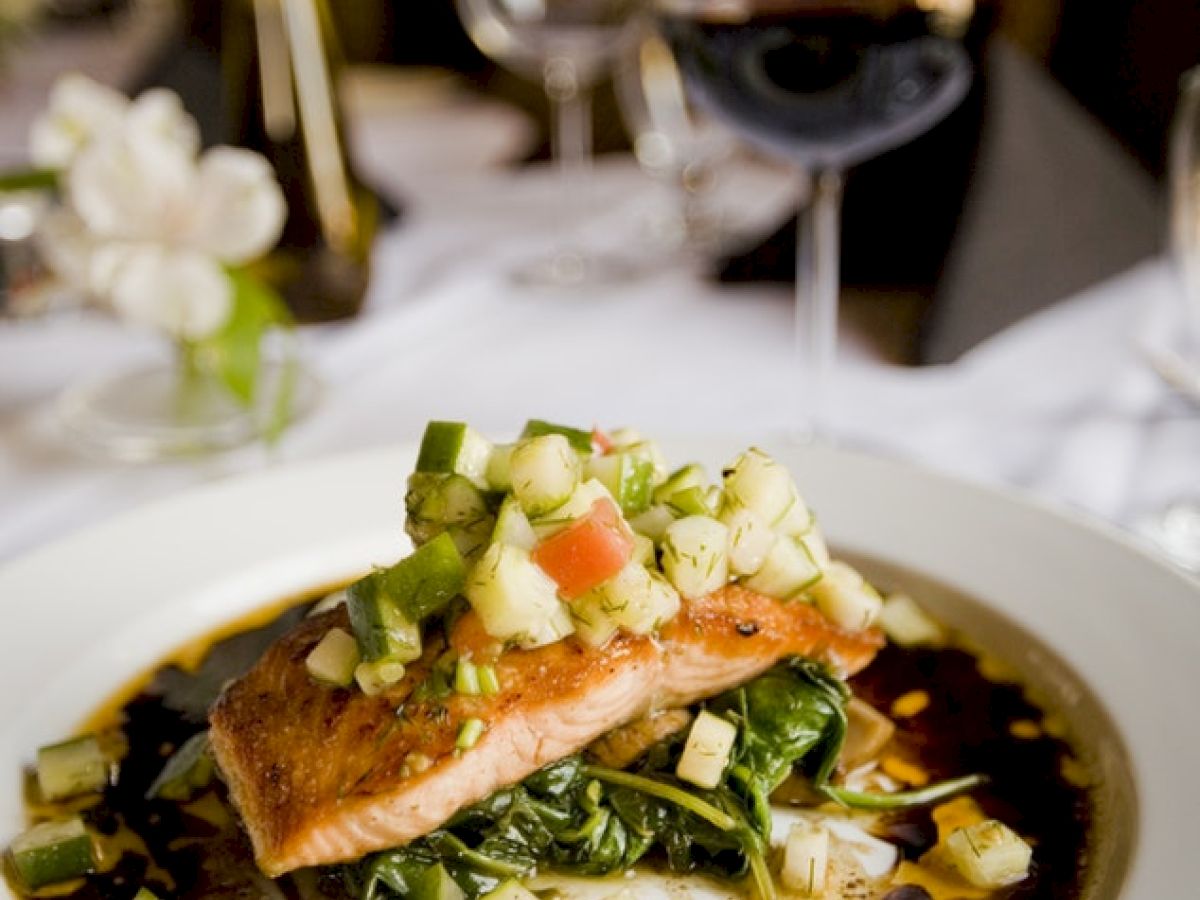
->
[531,498,633,600]
[592,427,614,455]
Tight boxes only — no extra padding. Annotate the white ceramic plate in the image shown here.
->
[1,440,1196,898]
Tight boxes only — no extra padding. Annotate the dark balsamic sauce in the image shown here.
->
[850,643,1092,899]
[10,603,1092,899]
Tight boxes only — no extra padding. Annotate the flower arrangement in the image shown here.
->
[5,73,295,426]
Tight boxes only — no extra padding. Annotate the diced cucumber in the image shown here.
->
[800,525,831,567]
[466,543,575,648]
[355,659,407,696]
[810,561,883,631]
[36,735,108,802]
[509,434,580,517]
[415,863,466,900]
[722,448,811,532]
[945,819,1032,888]
[445,521,493,566]
[405,473,446,546]
[492,495,537,550]
[146,731,214,801]
[530,478,614,539]
[305,628,360,687]
[652,463,707,505]
[629,504,675,543]
[585,452,655,516]
[8,817,94,890]
[621,440,668,483]
[742,536,822,600]
[416,421,493,486]
[879,593,945,647]
[596,562,680,634]
[417,474,491,529]
[480,881,538,900]
[780,819,830,896]
[346,574,423,664]
[307,588,348,617]
[485,443,516,491]
[774,489,815,538]
[676,710,737,789]
[661,516,730,600]
[569,591,622,648]
[664,485,713,518]
[381,532,467,623]
[606,427,642,448]
[521,419,594,453]
[722,506,777,577]
[631,533,655,567]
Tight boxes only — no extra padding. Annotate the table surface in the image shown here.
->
[0,76,1194,568]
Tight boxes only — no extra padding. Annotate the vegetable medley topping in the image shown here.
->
[321,418,890,694]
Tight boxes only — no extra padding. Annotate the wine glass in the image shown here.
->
[658,0,973,439]
[614,25,738,252]
[1141,67,1200,570]
[454,0,643,287]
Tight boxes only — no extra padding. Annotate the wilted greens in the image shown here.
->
[344,659,983,900]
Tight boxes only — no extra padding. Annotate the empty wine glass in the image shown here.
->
[659,0,973,439]
[455,0,643,287]
[614,25,737,252]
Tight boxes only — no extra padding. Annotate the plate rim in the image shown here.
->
[0,439,1196,899]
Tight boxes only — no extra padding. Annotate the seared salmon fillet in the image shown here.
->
[209,585,882,876]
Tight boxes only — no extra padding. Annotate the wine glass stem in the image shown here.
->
[795,169,845,442]
[544,58,593,241]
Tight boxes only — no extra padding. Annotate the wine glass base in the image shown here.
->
[57,360,320,462]
[1138,500,1200,572]
[509,249,644,290]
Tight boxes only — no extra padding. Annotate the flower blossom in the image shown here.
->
[32,74,286,341]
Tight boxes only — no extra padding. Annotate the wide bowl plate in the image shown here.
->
[0,440,1196,898]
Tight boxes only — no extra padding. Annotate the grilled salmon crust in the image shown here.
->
[209,585,883,876]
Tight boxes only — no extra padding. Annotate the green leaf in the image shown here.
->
[0,168,58,193]
[197,268,291,406]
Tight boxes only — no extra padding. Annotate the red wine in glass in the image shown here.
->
[662,1,972,437]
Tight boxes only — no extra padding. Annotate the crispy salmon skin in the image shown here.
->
[209,586,882,876]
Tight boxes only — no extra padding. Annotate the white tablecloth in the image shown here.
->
[0,147,1193,564]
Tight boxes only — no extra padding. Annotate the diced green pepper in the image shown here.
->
[146,731,215,801]
[8,817,94,890]
[521,419,593,453]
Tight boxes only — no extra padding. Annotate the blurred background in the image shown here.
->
[3,0,1195,362]
[178,0,1194,361]
[2,0,1200,563]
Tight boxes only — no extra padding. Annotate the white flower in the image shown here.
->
[107,246,233,341]
[29,73,129,168]
[185,147,288,264]
[68,127,196,241]
[123,87,201,159]
[33,74,288,342]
